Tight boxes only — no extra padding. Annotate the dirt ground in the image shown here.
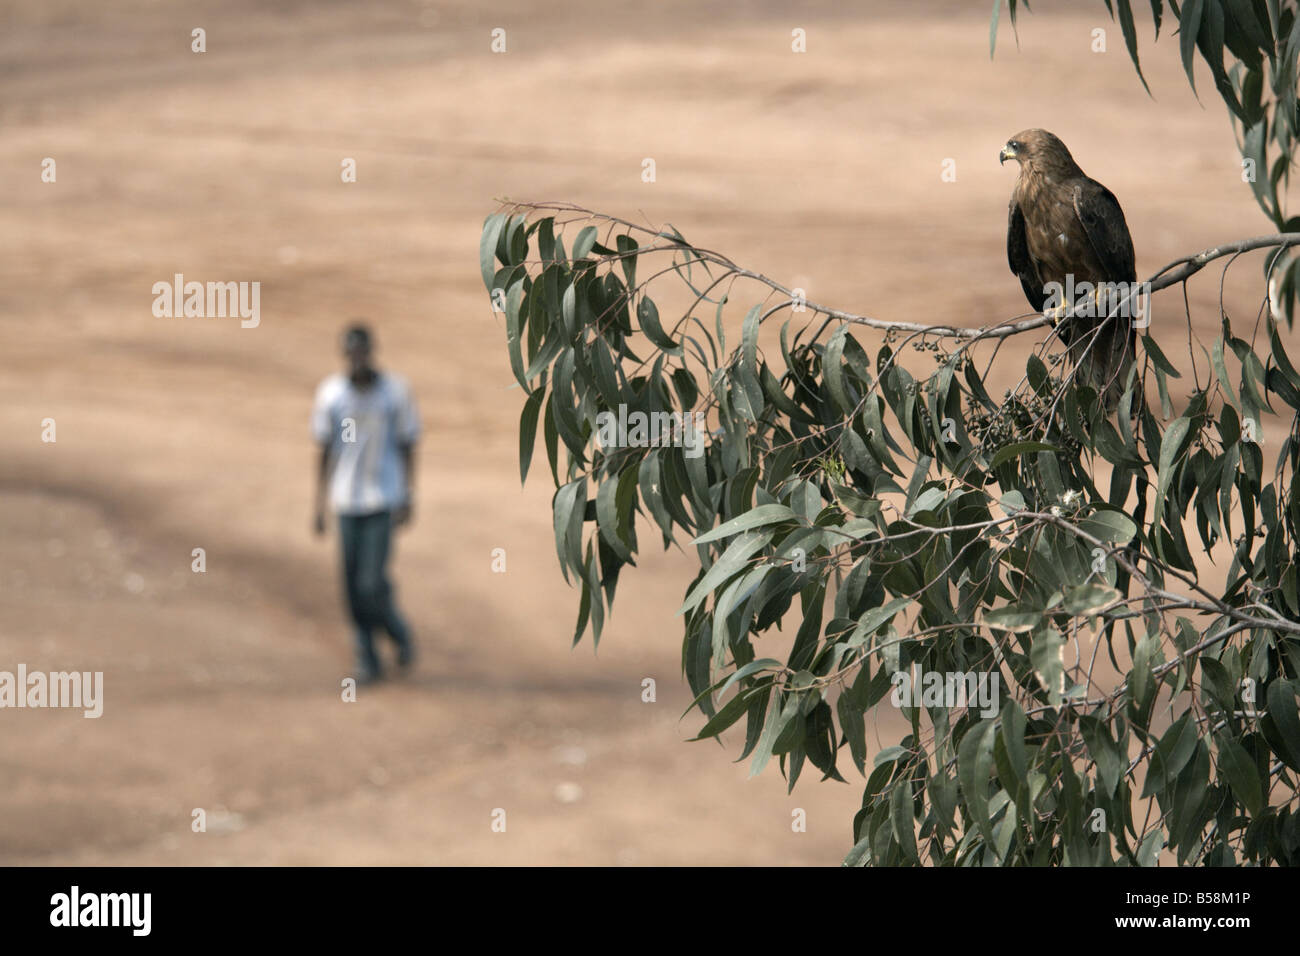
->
[0,0,1291,864]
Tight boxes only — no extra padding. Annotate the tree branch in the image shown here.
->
[495,201,1300,341]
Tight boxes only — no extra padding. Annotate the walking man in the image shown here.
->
[312,323,420,683]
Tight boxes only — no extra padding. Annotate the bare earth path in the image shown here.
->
[0,0,1288,864]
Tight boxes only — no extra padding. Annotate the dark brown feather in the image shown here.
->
[1003,129,1137,411]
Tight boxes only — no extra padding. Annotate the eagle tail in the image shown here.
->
[1071,315,1137,414]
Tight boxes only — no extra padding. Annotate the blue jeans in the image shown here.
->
[338,510,412,676]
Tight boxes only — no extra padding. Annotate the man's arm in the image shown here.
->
[313,443,332,536]
[394,378,420,528]
[394,441,416,527]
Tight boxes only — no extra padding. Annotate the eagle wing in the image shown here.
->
[1070,180,1136,284]
[1006,199,1045,310]
[1070,178,1139,409]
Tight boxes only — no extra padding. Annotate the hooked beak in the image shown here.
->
[999,144,1016,166]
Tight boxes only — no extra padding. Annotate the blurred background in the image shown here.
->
[0,0,1285,864]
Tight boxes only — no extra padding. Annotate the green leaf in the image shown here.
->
[678,531,770,615]
[832,483,882,519]
[552,478,586,584]
[842,834,872,867]
[1026,354,1049,394]
[518,389,544,484]
[583,538,604,647]
[1063,582,1121,617]
[1180,0,1205,96]
[543,393,559,484]
[874,745,907,767]
[1029,626,1066,706]
[638,450,671,540]
[693,504,799,544]
[616,234,638,291]
[560,281,577,338]
[1270,320,1300,392]
[837,692,868,774]
[907,486,946,517]
[891,781,920,864]
[1081,508,1138,544]
[739,304,765,411]
[749,692,799,778]
[958,720,999,855]
[789,669,815,691]
[637,297,684,355]
[712,565,774,667]
[1080,715,1124,797]
[859,597,911,636]
[1216,735,1264,815]
[823,325,854,416]
[1155,416,1191,518]
[904,455,933,513]
[990,441,1063,469]
[503,214,528,266]
[983,604,1042,632]
[504,283,529,390]
[1129,629,1160,717]
[1213,334,1239,409]
[538,218,556,264]
[717,658,783,699]
[480,212,508,290]
[999,700,1028,797]
[1241,348,1272,412]
[571,225,598,261]
[1136,829,1165,866]
[1142,335,1182,378]
[1117,0,1152,93]
[596,472,634,562]
[589,339,622,408]
[692,685,760,741]
[1142,713,1199,797]
[1265,680,1300,771]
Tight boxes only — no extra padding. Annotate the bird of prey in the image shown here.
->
[1001,129,1138,411]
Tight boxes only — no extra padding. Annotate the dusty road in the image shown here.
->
[0,0,1288,863]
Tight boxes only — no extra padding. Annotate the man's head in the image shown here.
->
[342,323,374,379]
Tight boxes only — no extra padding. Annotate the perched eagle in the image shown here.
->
[1001,129,1137,411]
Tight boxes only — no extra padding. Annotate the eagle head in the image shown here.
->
[999,129,1076,171]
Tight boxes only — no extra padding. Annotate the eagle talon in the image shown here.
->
[1044,301,1071,325]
